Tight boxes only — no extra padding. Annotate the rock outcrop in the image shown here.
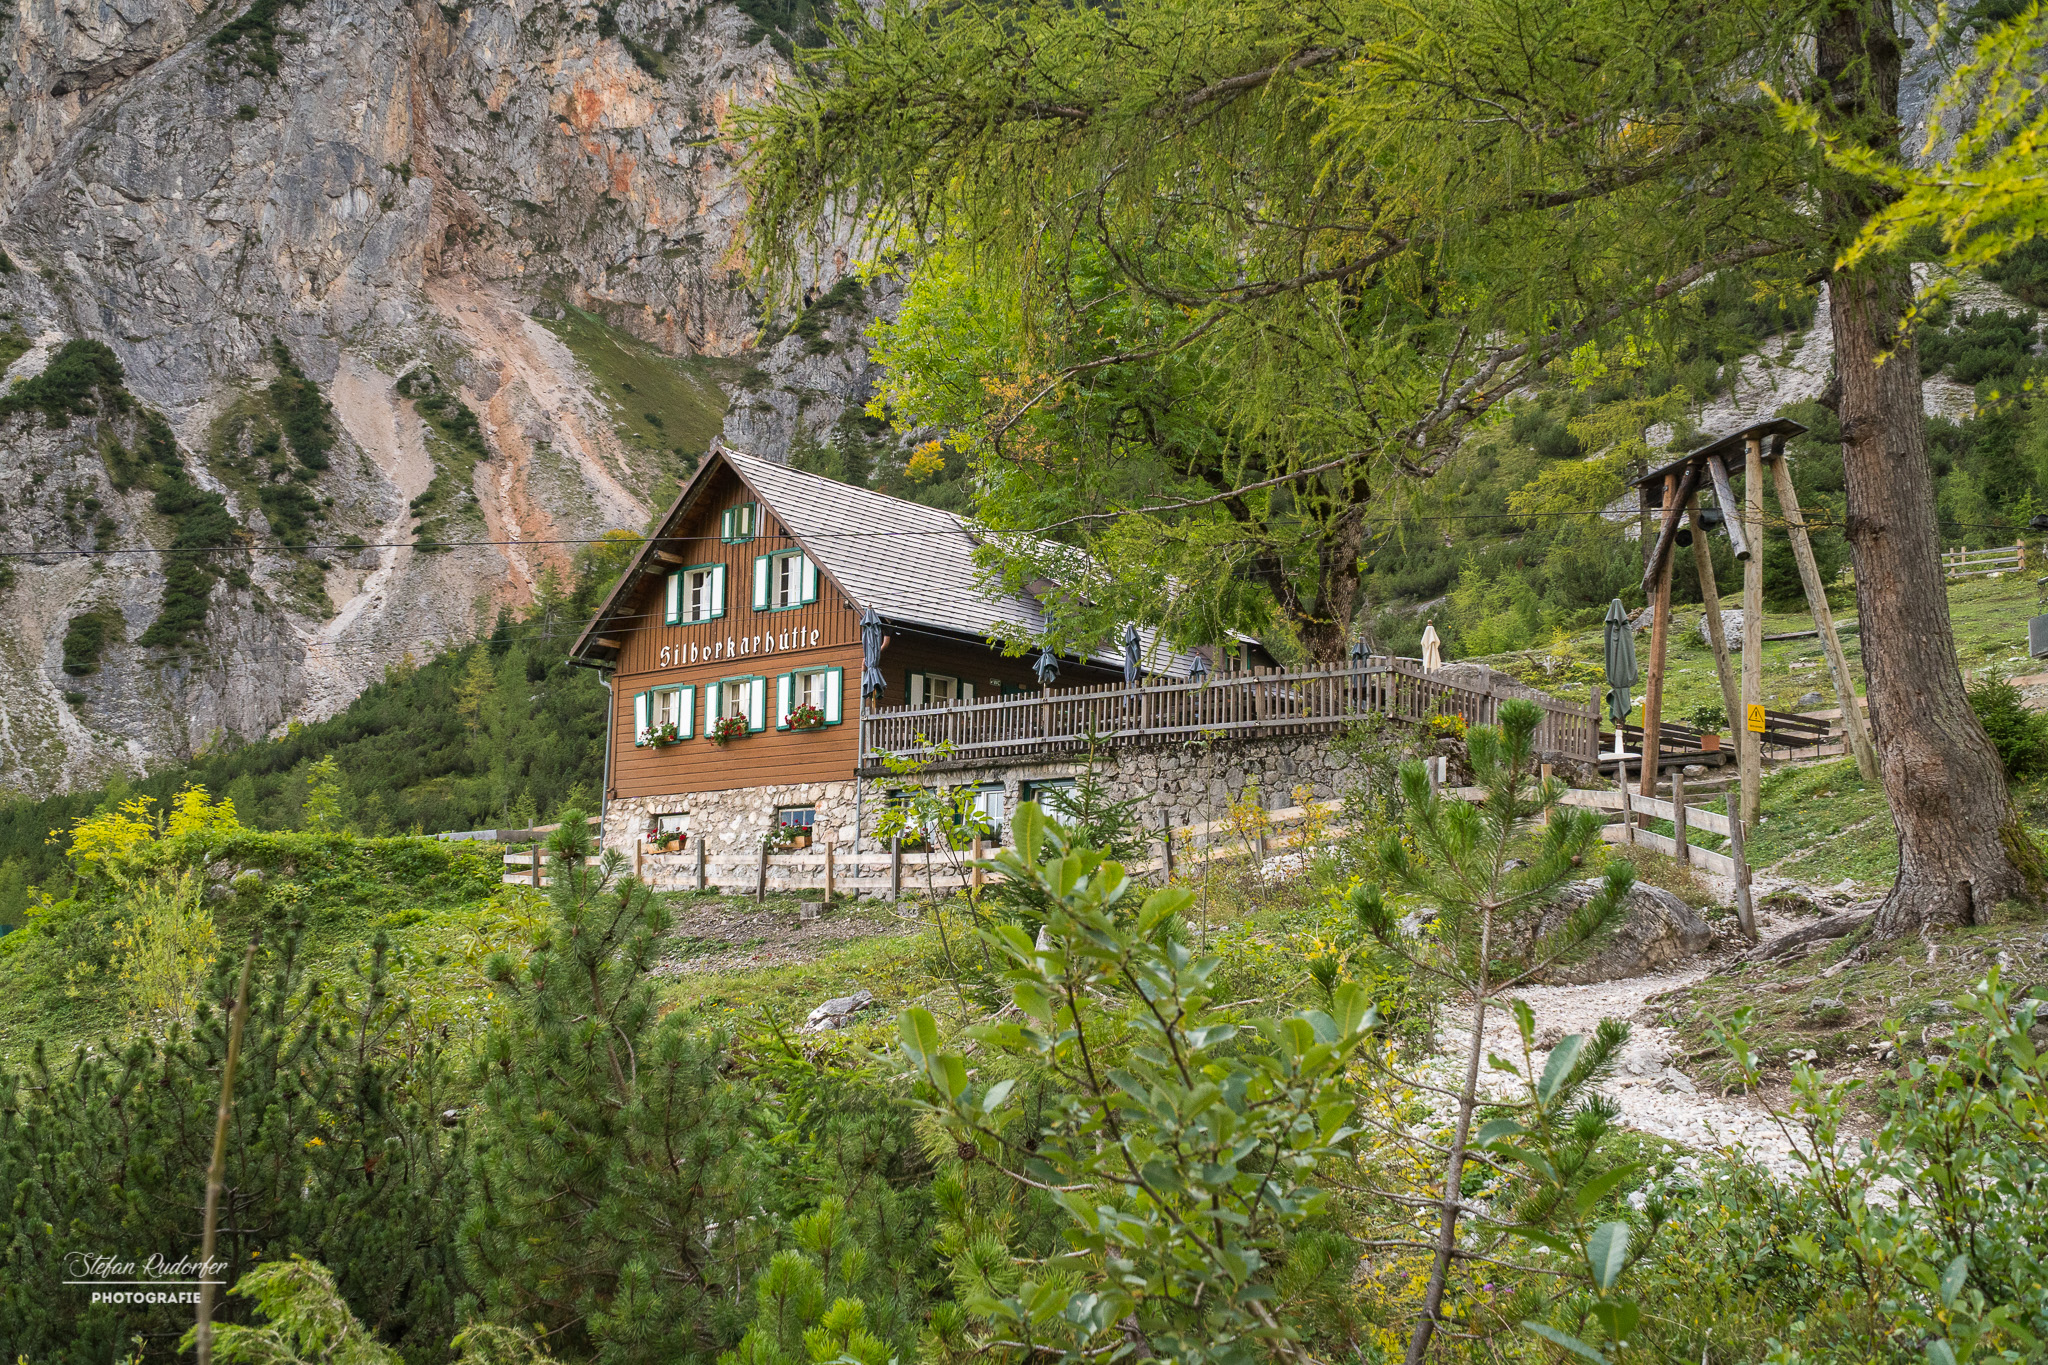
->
[1528,880,1715,985]
[0,0,891,797]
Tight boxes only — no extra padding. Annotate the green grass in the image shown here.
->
[540,303,740,497]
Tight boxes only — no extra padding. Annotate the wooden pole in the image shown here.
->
[1540,763,1553,827]
[757,841,769,902]
[531,842,541,888]
[694,837,706,891]
[1740,435,1766,827]
[890,836,903,901]
[1639,470,1682,812]
[825,843,836,903]
[1689,503,1743,757]
[195,929,261,1365]
[1770,450,1879,782]
[1726,792,1756,941]
[1672,768,1688,861]
[971,835,985,894]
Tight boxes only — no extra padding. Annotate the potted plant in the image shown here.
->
[785,702,826,731]
[652,720,684,746]
[645,826,685,854]
[767,821,811,852]
[708,715,748,746]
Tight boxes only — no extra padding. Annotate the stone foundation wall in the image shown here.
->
[603,734,1363,894]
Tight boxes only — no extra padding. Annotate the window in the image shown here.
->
[666,563,725,623]
[647,813,687,853]
[907,672,975,708]
[776,805,816,831]
[751,549,817,611]
[706,676,767,732]
[720,503,756,543]
[967,785,1006,842]
[776,667,845,729]
[631,684,696,744]
[1022,778,1076,825]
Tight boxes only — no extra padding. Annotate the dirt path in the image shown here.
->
[652,898,921,976]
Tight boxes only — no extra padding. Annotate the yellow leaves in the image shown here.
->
[906,439,949,481]
[64,787,244,876]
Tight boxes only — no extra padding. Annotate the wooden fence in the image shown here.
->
[1943,542,2028,579]
[858,658,1599,769]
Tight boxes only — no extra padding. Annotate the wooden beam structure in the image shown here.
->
[1689,509,1743,755]
[1740,433,1766,826]
[1639,472,1681,807]
[1770,442,1880,782]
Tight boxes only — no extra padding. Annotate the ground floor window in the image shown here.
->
[647,813,687,853]
[773,805,817,850]
[1022,779,1076,824]
[967,785,1006,843]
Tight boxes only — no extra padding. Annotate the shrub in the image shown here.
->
[1966,673,2048,778]
[60,609,119,676]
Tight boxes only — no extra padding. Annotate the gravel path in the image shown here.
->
[1432,902,1832,1182]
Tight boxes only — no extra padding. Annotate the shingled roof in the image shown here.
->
[571,443,1200,674]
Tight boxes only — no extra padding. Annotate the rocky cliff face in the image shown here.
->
[0,0,887,798]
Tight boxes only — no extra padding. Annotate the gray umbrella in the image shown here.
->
[1123,623,1143,685]
[859,606,887,698]
[1189,650,1210,683]
[1034,644,1060,687]
[1603,598,1640,724]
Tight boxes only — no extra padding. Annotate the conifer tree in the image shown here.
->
[0,928,468,1364]
[461,814,751,1363]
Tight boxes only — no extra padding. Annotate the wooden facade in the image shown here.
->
[600,461,1131,801]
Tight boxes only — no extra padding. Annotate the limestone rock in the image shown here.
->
[1527,881,1714,984]
[1699,610,1746,653]
[804,989,875,1032]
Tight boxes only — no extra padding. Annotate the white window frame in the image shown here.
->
[775,666,845,729]
[669,562,725,624]
[907,672,974,708]
[632,684,696,745]
[720,502,757,543]
[706,676,768,733]
[752,548,818,612]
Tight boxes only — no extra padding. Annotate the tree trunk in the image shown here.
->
[1819,0,2044,934]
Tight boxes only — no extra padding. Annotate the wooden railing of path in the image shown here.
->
[858,658,1600,769]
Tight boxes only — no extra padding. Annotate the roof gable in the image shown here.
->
[572,442,1195,674]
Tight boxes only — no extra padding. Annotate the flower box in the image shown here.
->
[785,703,826,731]
[708,716,749,745]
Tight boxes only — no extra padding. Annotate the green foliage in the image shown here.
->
[0,926,470,1363]
[268,339,337,471]
[1966,673,2048,779]
[211,0,308,78]
[900,801,1378,1362]
[0,339,126,427]
[138,409,241,648]
[60,608,119,676]
[0,323,32,372]
[1711,977,2048,1362]
[397,366,492,548]
[537,303,732,496]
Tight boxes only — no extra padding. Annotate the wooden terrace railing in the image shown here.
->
[858,658,1599,768]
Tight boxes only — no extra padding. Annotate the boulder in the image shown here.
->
[1698,609,1746,652]
[1526,881,1714,984]
[803,988,875,1032]
[1797,691,1824,708]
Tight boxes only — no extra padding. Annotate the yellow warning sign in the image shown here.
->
[1746,704,1766,733]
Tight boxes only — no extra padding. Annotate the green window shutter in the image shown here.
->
[746,677,767,732]
[664,572,680,625]
[823,666,843,724]
[799,554,818,604]
[633,691,650,745]
[677,684,696,738]
[776,672,794,730]
[709,563,727,618]
[752,555,770,610]
[707,681,723,726]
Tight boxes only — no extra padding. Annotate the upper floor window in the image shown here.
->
[665,562,726,624]
[632,683,696,745]
[776,667,845,729]
[720,503,757,543]
[751,549,817,611]
[907,672,974,707]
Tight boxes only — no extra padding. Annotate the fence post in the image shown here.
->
[757,842,769,902]
[1587,683,1602,764]
[531,844,541,888]
[825,843,836,903]
[1539,763,1553,826]
[1672,768,1688,860]
[695,838,706,892]
[891,837,903,901]
[1727,794,1756,941]
[972,835,984,894]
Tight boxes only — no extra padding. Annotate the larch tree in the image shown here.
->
[739,0,2040,930]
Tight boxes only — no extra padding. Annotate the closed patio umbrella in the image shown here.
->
[1123,623,1143,685]
[859,606,887,698]
[1603,598,1639,729]
[1034,644,1060,687]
